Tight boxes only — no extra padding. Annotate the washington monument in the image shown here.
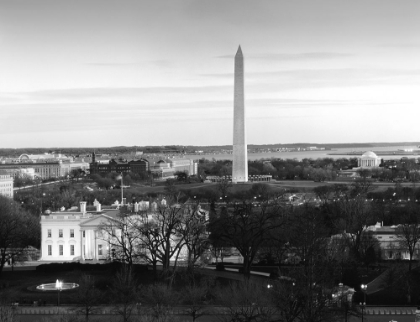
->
[232,46,248,183]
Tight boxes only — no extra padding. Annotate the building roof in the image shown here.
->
[361,151,378,158]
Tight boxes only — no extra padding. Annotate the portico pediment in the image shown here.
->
[80,214,115,229]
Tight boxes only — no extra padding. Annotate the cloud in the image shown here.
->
[200,68,420,91]
[216,52,353,61]
[0,85,231,106]
[84,59,173,68]
[84,62,139,66]
[377,43,420,48]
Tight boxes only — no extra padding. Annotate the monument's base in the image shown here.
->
[232,181,248,184]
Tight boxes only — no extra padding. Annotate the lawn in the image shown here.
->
[0,264,157,305]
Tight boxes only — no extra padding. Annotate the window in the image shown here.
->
[59,229,63,238]
[83,231,85,238]
[98,245,103,256]
[70,245,74,256]
[70,229,74,238]
[59,245,63,256]
[47,229,51,238]
[48,245,52,256]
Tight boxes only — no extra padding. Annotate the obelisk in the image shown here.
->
[232,45,248,183]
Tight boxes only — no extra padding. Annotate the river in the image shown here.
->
[181,145,420,161]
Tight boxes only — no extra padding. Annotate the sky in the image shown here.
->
[0,0,419,148]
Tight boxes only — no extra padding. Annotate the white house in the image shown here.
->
[39,200,209,263]
[39,201,119,261]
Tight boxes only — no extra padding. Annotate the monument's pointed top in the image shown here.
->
[236,45,243,56]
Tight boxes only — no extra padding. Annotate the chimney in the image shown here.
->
[95,202,101,212]
[80,201,87,214]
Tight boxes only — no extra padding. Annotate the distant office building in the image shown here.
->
[150,159,197,179]
[0,174,13,198]
[0,160,89,180]
[18,153,70,162]
[89,152,149,175]
[0,167,35,179]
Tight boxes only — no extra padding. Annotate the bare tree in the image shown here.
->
[396,222,420,272]
[216,179,232,198]
[332,195,376,262]
[178,205,209,272]
[110,265,141,322]
[0,289,18,322]
[211,201,285,278]
[179,272,214,322]
[217,281,277,322]
[72,274,102,322]
[141,283,177,322]
[98,213,142,268]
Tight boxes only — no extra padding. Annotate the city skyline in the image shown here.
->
[1,0,419,148]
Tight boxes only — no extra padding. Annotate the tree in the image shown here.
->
[174,171,188,183]
[131,200,188,280]
[217,281,276,322]
[178,205,209,272]
[211,201,285,278]
[72,274,102,322]
[110,265,141,322]
[98,212,142,268]
[0,289,18,322]
[150,201,187,278]
[163,179,180,201]
[141,283,177,322]
[0,196,40,278]
[396,221,420,272]
[358,231,380,272]
[70,168,84,182]
[216,179,232,198]
[180,274,214,322]
[286,205,347,322]
[331,195,377,262]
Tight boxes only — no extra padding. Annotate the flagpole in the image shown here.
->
[121,172,123,205]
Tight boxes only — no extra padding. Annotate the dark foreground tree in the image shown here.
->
[210,201,285,278]
[72,274,102,322]
[0,196,40,278]
[217,281,277,322]
[110,265,141,322]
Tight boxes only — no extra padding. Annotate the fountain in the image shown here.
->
[36,279,79,291]
[35,279,79,306]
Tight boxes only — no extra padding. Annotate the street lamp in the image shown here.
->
[360,284,367,322]
[56,279,62,306]
[361,284,367,304]
[40,192,46,215]
[359,302,366,322]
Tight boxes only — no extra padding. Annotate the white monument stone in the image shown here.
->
[232,45,248,183]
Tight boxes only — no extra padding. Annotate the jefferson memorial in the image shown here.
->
[357,151,381,168]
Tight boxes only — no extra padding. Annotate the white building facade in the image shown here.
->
[39,202,117,261]
[358,151,381,168]
[0,174,13,198]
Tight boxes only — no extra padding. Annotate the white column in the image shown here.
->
[94,231,97,260]
[80,230,84,260]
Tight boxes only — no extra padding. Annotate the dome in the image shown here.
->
[361,151,378,158]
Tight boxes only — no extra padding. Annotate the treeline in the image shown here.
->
[0,146,186,157]
[198,157,359,181]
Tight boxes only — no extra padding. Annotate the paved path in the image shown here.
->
[13,305,420,322]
